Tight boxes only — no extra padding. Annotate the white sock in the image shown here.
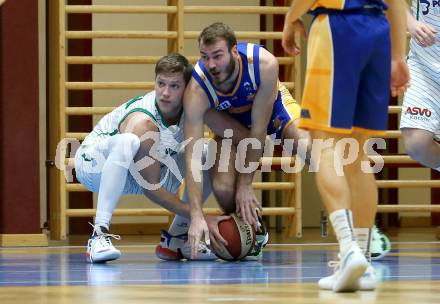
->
[94,212,111,231]
[329,209,356,255]
[95,134,140,230]
[355,227,372,262]
[168,215,190,236]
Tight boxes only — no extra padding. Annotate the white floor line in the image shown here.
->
[0,241,439,251]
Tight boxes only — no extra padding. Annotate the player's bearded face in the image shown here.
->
[211,50,236,85]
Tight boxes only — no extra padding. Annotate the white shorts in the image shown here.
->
[74,136,185,195]
[400,52,440,140]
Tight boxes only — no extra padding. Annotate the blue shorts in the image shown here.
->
[299,11,391,135]
[228,84,301,140]
[267,84,301,139]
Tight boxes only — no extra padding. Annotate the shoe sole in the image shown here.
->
[155,245,183,261]
[87,251,121,263]
[333,257,368,292]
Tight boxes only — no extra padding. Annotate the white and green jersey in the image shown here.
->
[82,91,185,162]
[410,0,440,65]
[400,1,440,139]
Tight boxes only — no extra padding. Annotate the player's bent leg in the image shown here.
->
[82,134,140,263]
[281,119,312,166]
[209,137,237,213]
[402,128,440,169]
[95,133,141,226]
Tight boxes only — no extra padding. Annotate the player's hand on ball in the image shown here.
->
[188,216,210,259]
[205,215,230,252]
[235,184,262,232]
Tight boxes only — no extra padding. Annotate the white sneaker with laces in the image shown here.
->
[319,245,368,292]
[86,223,121,263]
[319,264,376,291]
[155,230,217,261]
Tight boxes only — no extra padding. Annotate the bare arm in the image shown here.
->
[204,109,251,145]
[183,80,210,220]
[281,0,313,55]
[183,79,212,258]
[406,4,418,29]
[234,48,279,230]
[237,48,278,188]
[120,113,190,218]
[284,0,316,24]
[385,0,411,97]
[385,0,408,60]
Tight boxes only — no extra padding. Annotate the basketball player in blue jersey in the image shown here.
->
[75,54,232,263]
[282,0,410,292]
[184,22,311,260]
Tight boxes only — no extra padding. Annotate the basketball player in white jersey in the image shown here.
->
[75,54,230,263]
[401,1,440,170]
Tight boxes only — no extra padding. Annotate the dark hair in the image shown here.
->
[198,22,237,51]
[155,53,192,84]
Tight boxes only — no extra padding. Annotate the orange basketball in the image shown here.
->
[214,213,256,261]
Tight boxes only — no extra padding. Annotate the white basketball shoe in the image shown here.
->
[319,263,377,291]
[86,224,121,263]
[318,245,369,292]
[155,229,217,261]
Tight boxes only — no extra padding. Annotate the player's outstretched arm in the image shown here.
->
[385,0,410,97]
[183,79,212,258]
[235,48,278,231]
[120,113,191,218]
[282,0,314,55]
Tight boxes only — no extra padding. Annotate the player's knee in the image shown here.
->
[402,130,432,161]
[211,178,235,208]
[212,178,232,197]
[115,133,141,156]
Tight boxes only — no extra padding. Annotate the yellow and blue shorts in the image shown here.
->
[227,84,301,140]
[269,84,302,139]
[299,10,391,135]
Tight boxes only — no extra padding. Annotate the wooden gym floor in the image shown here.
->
[0,228,439,304]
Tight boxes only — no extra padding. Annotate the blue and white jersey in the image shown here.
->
[192,42,301,139]
[192,42,261,129]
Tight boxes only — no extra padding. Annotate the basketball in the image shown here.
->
[214,213,256,261]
